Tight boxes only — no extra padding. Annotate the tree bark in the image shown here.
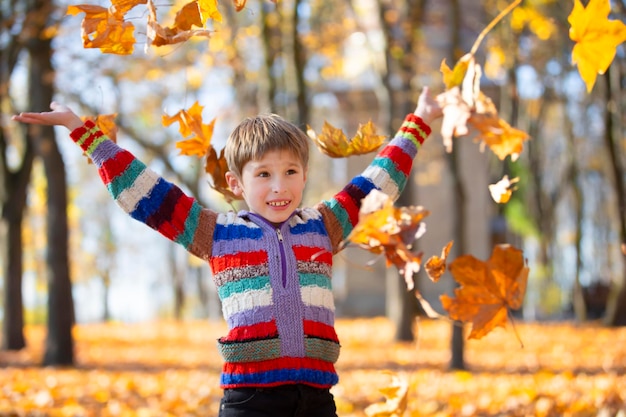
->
[24,0,75,364]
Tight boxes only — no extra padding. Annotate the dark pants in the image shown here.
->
[218,384,338,417]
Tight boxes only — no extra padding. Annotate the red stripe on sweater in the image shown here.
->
[303,320,339,342]
[97,150,135,186]
[334,190,360,226]
[378,145,412,176]
[221,320,278,342]
[293,246,332,265]
[80,129,104,152]
[212,250,268,272]
[223,357,336,375]
[155,193,194,240]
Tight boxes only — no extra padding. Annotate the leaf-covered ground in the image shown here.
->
[0,318,624,416]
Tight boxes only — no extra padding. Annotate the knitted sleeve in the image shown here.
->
[70,120,217,261]
[317,113,431,252]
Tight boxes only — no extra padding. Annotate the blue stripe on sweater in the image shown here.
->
[214,223,263,241]
[220,368,339,386]
[129,178,173,223]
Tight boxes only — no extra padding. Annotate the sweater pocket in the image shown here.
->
[217,337,282,363]
[304,337,341,363]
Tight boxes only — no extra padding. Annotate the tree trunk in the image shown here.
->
[24,2,75,364]
[601,68,626,326]
[0,135,34,350]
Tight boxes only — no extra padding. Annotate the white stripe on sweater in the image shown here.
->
[301,286,335,310]
[362,165,400,201]
[116,169,160,213]
[221,288,273,319]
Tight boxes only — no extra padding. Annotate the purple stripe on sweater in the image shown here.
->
[90,139,125,167]
[227,305,274,329]
[212,236,270,256]
[288,232,333,251]
[303,305,335,326]
[388,136,418,159]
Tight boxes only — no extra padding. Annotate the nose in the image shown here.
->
[271,178,286,193]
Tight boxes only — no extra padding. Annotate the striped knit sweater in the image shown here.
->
[70,113,430,389]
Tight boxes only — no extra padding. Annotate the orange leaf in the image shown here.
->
[67,0,146,55]
[347,190,429,290]
[440,244,528,340]
[568,0,626,92]
[307,120,385,158]
[146,0,214,48]
[470,115,529,162]
[163,102,216,158]
[204,147,240,203]
[425,240,454,282]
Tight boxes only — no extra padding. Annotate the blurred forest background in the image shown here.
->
[1,0,626,374]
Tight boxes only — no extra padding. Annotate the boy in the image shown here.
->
[13,87,441,417]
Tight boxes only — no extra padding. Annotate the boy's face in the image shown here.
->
[226,149,307,224]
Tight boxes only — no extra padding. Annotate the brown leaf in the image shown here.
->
[425,241,454,282]
[204,147,240,203]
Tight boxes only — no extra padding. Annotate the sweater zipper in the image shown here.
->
[276,228,288,288]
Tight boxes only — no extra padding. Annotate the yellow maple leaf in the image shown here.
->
[307,120,385,158]
[163,102,216,157]
[568,0,626,92]
[364,372,409,417]
[198,0,223,23]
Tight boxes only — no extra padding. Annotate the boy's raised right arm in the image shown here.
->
[12,103,218,261]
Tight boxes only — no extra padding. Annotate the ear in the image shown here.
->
[225,171,244,197]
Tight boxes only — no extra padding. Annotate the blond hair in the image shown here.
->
[224,114,310,177]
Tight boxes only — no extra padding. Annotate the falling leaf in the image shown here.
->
[163,102,216,157]
[204,147,239,202]
[425,241,454,282]
[146,0,214,48]
[67,3,139,55]
[347,190,429,291]
[440,53,473,89]
[232,0,247,11]
[471,115,529,161]
[364,372,409,417]
[488,175,519,204]
[568,0,626,92]
[440,244,528,340]
[307,120,385,158]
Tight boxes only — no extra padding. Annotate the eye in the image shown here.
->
[286,169,299,175]
[257,171,270,178]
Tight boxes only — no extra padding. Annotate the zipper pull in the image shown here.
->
[276,228,284,242]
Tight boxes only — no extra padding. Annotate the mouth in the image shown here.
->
[267,200,291,207]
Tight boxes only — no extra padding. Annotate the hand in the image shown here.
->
[12,102,84,131]
[413,87,443,126]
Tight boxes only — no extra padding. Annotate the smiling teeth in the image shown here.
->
[268,201,289,207]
